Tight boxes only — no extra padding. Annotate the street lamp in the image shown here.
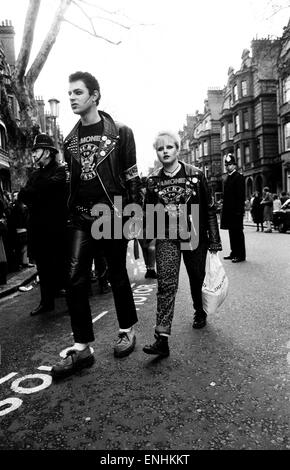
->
[48,98,63,162]
[48,98,59,121]
[48,98,59,146]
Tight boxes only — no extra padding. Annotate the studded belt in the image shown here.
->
[74,205,93,215]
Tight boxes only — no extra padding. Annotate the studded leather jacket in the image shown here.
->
[145,161,222,250]
[63,110,142,215]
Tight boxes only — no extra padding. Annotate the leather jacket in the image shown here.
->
[63,110,142,215]
[145,161,222,251]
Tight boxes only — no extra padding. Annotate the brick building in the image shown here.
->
[277,20,290,194]
[220,39,281,197]
[179,89,224,197]
[0,20,17,191]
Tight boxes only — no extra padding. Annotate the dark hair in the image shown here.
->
[69,71,101,106]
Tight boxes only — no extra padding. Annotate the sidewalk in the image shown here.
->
[0,266,37,299]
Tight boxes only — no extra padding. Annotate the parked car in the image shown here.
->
[273,198,290,232]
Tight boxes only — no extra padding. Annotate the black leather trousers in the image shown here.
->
[66,214,138,343]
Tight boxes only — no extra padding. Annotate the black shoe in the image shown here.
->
[143,334,169,357]
[231,257,246,263]
[223,255,233,260]
[30,303,54,316]
[51,346,95,380]
[145,269,157,279]
[99,278,111,294]
[192,313,207,329]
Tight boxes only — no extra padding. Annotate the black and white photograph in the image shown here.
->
[0,0,289,459]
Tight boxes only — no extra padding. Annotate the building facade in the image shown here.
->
[179,89,224,197]
[277,20,290,194]
[220,40,282,197]
[0,20,16,191]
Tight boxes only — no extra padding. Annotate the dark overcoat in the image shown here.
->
[220,171,245,229]
[18,160,67,255]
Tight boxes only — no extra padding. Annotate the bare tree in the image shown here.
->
[0,0,148,187]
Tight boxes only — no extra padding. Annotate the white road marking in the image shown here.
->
[92,310,108,323]
[0,398,23,416]
[11,374,52,394]
[0,372,18,385]
[37,366,52,372]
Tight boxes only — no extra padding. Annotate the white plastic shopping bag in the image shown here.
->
[202,252,229,315]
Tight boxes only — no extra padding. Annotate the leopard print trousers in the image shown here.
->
[155,239,208,335]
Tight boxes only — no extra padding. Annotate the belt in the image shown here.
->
[75,205,93,215]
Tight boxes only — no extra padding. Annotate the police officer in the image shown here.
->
[19,134,67,315]
[220,154,246,263]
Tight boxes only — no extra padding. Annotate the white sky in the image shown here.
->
[1,0,290,174]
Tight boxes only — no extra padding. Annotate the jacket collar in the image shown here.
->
[150,160,201,178]
[64,110,119,165]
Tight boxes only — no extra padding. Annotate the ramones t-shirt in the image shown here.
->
[157,165,192,239]
[76,120,109,206]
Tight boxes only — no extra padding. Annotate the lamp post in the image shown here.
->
[48,98,63,163]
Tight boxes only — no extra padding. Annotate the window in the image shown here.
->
[256,138,261,158]
[191,150,195,164]
[183,139,189,150]
[221,124,226,142]
[224,97,230,109]
[236,147,241,168]
[228,121,234,139]
[282,76,290,103]
[241,80,248,97]
[235,114,240,133]
[204,141,208,156]
[244,145,250,164]
[195,145,199,159]
[233,84,238,102]
[284,122,290,150]
[199,142,203,157]
[243,110,249,130]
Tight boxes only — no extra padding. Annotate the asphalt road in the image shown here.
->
[0,227,289,450]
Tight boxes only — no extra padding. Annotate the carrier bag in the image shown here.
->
[202,252,229,314]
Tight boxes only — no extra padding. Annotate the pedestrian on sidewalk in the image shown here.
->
[220,154,246,263]
[51,71,142,380]
[260,186,273,233]
[18,134,67,316]
[250,191,264,232]
[142,130,222,358]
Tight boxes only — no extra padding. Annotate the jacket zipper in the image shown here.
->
[95,147,122,218]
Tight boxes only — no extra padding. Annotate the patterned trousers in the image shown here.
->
[155,239,208,335]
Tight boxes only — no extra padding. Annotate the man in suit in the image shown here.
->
[220,154,246,263]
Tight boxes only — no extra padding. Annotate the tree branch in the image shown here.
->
[90,14,131,30]
[63,19,122,44]
[14,0,41,81]
[72,0,130,31]
[266,4,290,19]
[72,0,98,35]
[76,0,120,16]
[26,0,72,87]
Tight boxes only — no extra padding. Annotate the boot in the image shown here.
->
[143,334,169,357]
